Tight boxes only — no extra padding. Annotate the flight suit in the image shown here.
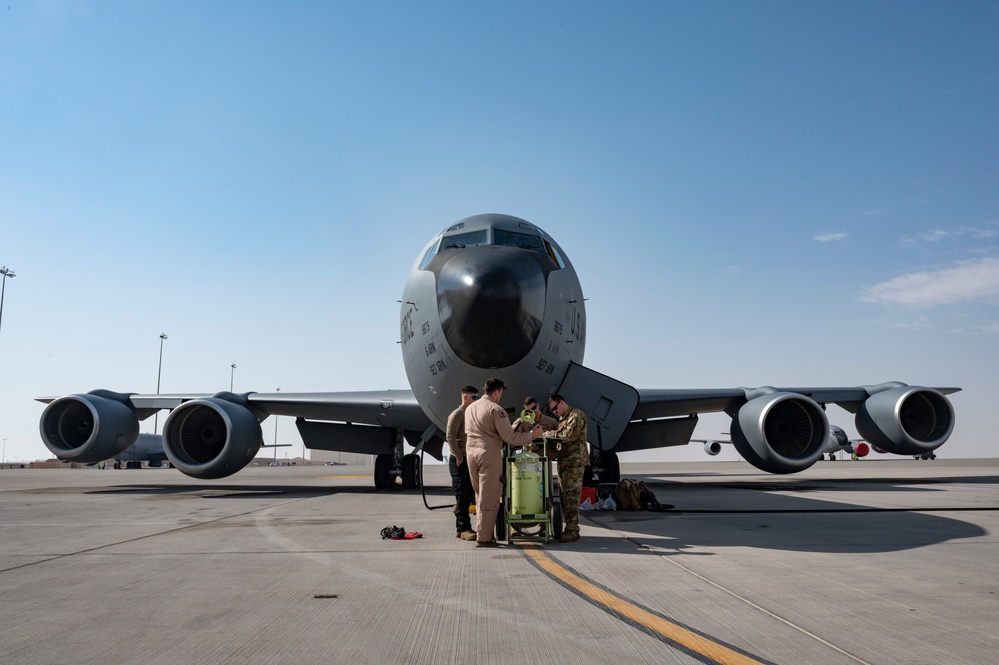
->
[464,396,535,543]
[446,405,474,536]
[552,406,588,540]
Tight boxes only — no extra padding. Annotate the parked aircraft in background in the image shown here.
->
[823,425,869,460]
[697,425,873,462]
[692,437,730,458]
[111,433,167,469]
[38,214,959,487]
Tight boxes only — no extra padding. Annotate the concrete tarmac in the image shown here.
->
[1,458,997,665]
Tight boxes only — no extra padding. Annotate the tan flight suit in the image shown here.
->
[464,395,535,543]
[446,405,474,535]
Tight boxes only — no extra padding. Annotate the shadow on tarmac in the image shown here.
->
[573,473,996,556]
[15,473,994,556]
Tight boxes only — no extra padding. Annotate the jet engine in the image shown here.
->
[856,385,954,456]
[162,393,263,480]
[39,390,140,464]
[731,392,829,474]
[703,440,723,456]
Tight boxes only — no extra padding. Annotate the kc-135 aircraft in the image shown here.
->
[38,214,959,488]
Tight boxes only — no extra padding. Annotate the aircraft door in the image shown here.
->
[554,362,639,452]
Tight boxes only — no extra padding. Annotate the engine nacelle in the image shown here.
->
[39,390,139,464]
[162,393,263,480]
[731,392,829,474]
[854,442,870,457]
[703,440,723,456]
[856,386,954,456]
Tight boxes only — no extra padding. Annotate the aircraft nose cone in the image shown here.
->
[437,247,546,368]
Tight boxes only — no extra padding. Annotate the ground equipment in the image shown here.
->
[499,410,563,544]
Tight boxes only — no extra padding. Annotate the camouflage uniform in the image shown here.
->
[552,406,588,538]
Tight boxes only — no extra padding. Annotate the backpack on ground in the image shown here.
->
[637,481,661,510]
[613,478,642,511]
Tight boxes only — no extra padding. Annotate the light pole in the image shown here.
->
[230,363,236,391]
[0,266,15,334]
[2,438,6,464]
[154,333,168,434]
[274,388,280,462]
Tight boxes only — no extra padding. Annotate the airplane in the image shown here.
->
[691,437,730,458]
[822,425,870,460]
[111,433,168,469]
[37,213,959,488]
[696,425,872,462]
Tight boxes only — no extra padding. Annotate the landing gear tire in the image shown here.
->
[402,453,421,489]
[374,454,394,489]
[584,451,621,484]
[600,451,620,484]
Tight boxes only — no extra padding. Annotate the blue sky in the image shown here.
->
[1,2,996,464]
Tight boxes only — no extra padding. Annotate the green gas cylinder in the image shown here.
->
[511,448,544,515]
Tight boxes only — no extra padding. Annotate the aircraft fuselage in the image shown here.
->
[400,214,586,428]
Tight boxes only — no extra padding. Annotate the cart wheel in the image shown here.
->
[551,499,564,541]
[495,501,507,542]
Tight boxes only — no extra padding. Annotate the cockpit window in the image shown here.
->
[493,229,546,253]
[440,229,488,251]
[418,238,441,270]
[432,227,561,269]
[544,240,565,268]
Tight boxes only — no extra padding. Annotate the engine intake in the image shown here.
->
[731,392,829,474]
[856,386,954,456]
[163,393,263,480]
[39,390,139,464]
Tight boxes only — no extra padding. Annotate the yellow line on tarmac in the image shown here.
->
[522,546,765,665]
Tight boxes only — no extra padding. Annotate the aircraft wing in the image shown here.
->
[618,382,959,473]
[556,361,958,475]
[38,389,430,430]
[633,384,961,420]
[633,388,746,420]
[37,388,434,479]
